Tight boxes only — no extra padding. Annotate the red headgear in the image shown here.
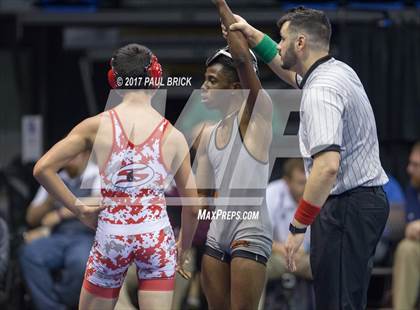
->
[107,52,162,89]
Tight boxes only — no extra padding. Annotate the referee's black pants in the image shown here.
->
[310,186,389,310]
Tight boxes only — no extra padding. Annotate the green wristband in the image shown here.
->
[252,34,278,64]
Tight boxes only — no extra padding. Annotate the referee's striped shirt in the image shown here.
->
[297,56,388,195]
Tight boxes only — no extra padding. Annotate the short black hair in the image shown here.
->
[277,6,331,50]
[207,54,240,84]
[111,43,152,80]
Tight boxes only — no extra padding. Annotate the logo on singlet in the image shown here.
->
[112,163,155,188]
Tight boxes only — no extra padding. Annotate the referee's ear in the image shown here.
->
[296,34,306,51]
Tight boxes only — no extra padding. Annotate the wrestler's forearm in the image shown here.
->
[215,0,258,86]
[33,167,79,215]
[173,152,201,250]
[180,205,199,250]
[215,0,268,125]
[33,120,96,216]
[177,186,201,250]
[215,1,250,56]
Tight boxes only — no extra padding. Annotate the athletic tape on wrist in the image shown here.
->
[252,34,278,64]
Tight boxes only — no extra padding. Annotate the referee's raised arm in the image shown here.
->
[226,15,298,88]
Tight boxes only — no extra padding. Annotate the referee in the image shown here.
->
[226,7,390,309]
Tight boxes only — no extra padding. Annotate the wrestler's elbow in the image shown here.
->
[33,158,50,181]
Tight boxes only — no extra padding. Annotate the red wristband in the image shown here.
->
[294,199,321,226]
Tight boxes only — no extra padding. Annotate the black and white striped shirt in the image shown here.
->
[297,56,388,195]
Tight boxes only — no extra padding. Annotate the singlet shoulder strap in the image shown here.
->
[150,118,168,140]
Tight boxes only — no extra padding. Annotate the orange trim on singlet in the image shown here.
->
[138,278,175,291]
[82,279,121,299]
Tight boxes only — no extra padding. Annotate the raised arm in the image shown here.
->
[213,0,272,128]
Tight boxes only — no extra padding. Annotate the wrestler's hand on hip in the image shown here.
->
[75,202,106,230]
[285,232,305,272]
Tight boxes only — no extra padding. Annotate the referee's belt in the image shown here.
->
[331,186,383,197]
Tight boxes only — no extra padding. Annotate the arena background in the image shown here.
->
[0,0,419,309]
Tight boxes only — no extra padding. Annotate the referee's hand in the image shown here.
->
[220,14,263,48]
[285,232,305,272]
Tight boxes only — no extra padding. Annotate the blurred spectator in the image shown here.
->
[259,159,312,309]
[393,142,420,310]
[383,175,406,209]
[19,152,99,310]
[374,175,406,264]
[266,159,311,278]
[0,216,9,285]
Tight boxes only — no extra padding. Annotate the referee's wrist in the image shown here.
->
[252,34,278,64]
[289,222,307,235]
[291,219,308,230]
[250,30,265,48]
